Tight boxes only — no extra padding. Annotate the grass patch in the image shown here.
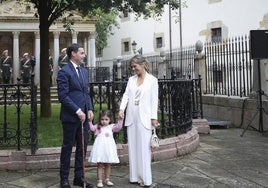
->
[1,103,110,148]
[37,104,106,147]
[37,104,62,147]
[1,103,165,148]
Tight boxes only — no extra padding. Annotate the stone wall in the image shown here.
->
[202,94,268,131]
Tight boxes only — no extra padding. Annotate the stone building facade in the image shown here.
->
[0,0,96,85]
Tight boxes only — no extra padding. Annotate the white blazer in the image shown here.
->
[120,72,158,130]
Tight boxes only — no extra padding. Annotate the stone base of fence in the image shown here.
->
[0,129,199,171]
[192,118,210,134]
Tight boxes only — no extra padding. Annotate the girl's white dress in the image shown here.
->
[88,120,122,163]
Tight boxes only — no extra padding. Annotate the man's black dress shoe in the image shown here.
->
[60,179,71,188]
[129,181,139,184]
[73,177,94,188]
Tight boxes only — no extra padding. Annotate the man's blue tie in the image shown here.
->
[76,67,84,86]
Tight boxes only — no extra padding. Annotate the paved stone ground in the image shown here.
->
[0,128,267,188]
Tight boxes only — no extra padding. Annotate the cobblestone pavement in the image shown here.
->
[0,128,267,188]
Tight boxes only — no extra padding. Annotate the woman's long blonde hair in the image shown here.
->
[129,54,151,73]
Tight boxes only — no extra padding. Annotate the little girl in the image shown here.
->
[88,109,123,188]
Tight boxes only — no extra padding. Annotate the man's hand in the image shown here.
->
[77,110,86,122]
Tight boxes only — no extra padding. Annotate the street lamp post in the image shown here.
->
[179,0,183,77]
[131,40,137,54]
[131,40,143,54]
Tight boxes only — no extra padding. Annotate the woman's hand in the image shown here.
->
[151,119,159,128]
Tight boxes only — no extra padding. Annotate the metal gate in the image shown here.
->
[0,76,37,154]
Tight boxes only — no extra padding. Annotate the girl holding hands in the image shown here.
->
[88,110,123,187]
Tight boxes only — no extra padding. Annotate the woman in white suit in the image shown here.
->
[119,54,159,187]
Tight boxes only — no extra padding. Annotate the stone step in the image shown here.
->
[37,86,59,103]
[204,116,231,129]
[0,86,59,103]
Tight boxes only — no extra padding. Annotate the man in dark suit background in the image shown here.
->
[57,43,94,188]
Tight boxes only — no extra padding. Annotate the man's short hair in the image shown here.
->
[67,43,83,59]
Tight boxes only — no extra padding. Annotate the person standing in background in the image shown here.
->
[57,43,94,188]
[20,53,32,84]
[81,54,89,69]
[118,54,159,187]
[0,50,12,84]
[49,54,54,87]
[81,54,89,79]
[58,48,69,70]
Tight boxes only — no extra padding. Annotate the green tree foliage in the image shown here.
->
[90,9,119,53]
[16,0,180,118]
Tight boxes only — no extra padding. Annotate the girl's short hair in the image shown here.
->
[98,109,113,125]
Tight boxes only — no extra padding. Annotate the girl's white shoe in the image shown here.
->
[105,179,114,186]
[97,180,103,188]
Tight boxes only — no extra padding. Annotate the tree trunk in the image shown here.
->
[39,5,51,118]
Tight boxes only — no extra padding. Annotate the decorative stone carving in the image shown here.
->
[0,1,36,16]
[260,13,268,29]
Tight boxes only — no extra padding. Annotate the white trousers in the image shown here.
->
[127,105,152,186]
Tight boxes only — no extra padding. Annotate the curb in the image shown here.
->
[0,129,199,170]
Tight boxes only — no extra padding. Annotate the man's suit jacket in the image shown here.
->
[120,72,158,130]
[57,62,93,123]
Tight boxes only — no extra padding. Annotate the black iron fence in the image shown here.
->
[94,46,197,97]
[96,35,252,97]
[204,35,253,97]
[0,76,37,154]
[0,77,201,152]
[109,46,196,81]
[168,46,196,79]
[112,53,161,81]
[89,77,202,142]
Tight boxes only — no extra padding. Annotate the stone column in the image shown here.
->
[116,56,122,80]
[192,40,210,134]
[194,54,206,93]
[83,37,87,53]
[72,31,78,44]
[158,50,167,79]
[53,31,60,82]
[89,32,96,68]
[34,31,40,85]
[194,40,206,94]
[87,34,91,66]
[12,31,20,83]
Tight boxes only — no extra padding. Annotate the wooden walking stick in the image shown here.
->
[81,121,86,188]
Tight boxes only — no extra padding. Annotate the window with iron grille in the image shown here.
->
[124,41,130,52]
[123,10,128,18]
[211,28,222,42]
[121,10,130,22]
[156,37,163,48]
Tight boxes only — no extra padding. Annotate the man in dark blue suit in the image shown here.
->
[57,43,94,188]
